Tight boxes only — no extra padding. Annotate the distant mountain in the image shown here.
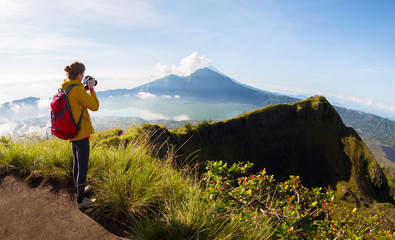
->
[149,96,393,205]
[0,97,47,120]
[335,107,395,148]
[0,97,40,109]
[98,67,298,106]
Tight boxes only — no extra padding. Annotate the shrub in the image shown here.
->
[183,121,193,131]
[203,160,394,239]
[195,119,212,132]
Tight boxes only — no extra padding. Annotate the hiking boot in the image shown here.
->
[84,185,93,194]
[75,185,93,196]
[77,198,96,209]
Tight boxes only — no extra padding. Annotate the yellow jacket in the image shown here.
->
[61,79,99,141]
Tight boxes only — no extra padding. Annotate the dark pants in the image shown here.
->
[71,138,90,200]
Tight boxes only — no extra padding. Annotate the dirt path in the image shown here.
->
[0,174,127,240]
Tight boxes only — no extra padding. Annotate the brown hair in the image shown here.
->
[64,61,85,80]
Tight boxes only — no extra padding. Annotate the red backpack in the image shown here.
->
[50,85,84,140]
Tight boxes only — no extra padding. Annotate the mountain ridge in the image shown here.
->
[149,96,393,205]
[97,67,298,106]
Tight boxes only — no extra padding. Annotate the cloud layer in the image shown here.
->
[266,85,395,117]
[0,0,160,55]
[153,52,211,78]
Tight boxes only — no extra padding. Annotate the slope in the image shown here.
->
[155,96,393,205]
[335,107,395,148]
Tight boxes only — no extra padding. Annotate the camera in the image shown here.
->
[83,75,98,89]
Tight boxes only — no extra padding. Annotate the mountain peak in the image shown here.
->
[207,65,228,77]
[12,97,40,105]
[190,66,226,77]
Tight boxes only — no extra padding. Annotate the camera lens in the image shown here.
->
[82,75,97,88]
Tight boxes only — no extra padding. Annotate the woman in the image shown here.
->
[62,61,99,209]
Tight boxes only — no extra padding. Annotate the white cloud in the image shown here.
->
[324,93,395,113]
[154,63,174,78]
[0,0,161,56]
[138,110,167,120]
[0,118,16,136]
[37,98,51,110]
[0,0,160,27]
[178,51,211,75]
[81,0,160,26]
[66,0,160,27]
[273,85,395,114]
[136,92,157,100]
[261,84,395,116]
[136,92,181,100]
[0,117,50,137]
[0,30,101,54]
[9,102,22,113]
[376,102,395,112]
[162,95,181,99]
[174,114,190,121]
[153,52,211,78]
[334,94,373,106]
[0,1,29,20]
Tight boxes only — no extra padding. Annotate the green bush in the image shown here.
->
[183,121,193,131]
[203,160,394,239]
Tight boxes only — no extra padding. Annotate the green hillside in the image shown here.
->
[336,107,395,148]
[362,136,395,172]
[149,96,393,205]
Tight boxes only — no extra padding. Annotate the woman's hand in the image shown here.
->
[87,77,96,88]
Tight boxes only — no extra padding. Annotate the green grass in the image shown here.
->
[0,131,275,239]
[0,135,72,181]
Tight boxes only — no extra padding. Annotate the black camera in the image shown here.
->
[83,75,98,89]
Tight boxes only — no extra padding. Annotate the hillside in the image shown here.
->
[362,137,395,171]
[152,96,393,205]
[335,107,395,148]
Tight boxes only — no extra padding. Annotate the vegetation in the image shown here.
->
[362,136,395,172]
[152,96,393,205]
[205,160,394,239]
[1,126,394,239]
[335,106,395,148]
[182,119,213,133]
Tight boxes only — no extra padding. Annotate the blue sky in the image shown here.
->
[0,0,394,119]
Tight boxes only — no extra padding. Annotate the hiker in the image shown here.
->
[62,61,99,208]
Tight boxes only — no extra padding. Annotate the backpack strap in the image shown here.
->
[64,84,85,131]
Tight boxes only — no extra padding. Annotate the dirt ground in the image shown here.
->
[0,174,128,240]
